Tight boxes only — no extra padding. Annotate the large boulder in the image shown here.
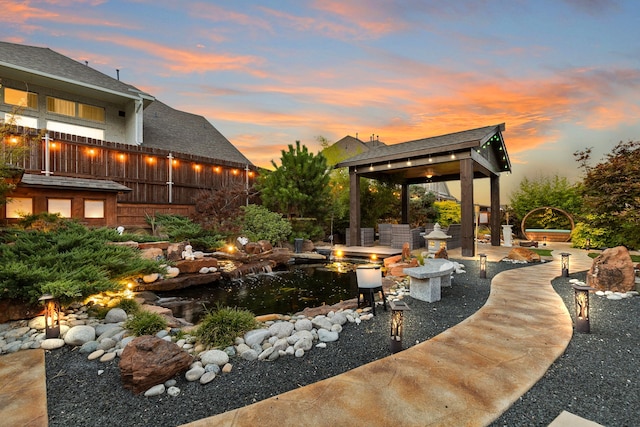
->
[119,335,192,394]
[586,246,635,292]
[506,247,540,263]
[64,325,96,346]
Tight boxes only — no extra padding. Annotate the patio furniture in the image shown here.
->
[404,259,455,303]
[378,223,392,246]
[345,227,375,246]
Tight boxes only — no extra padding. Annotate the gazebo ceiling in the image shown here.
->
[335,123,511,185]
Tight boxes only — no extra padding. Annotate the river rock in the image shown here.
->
[64,325,96,346]
[119,335,192,394]
[586,246,635,292]
[199,371,216,384]
[269,321,294,338]
[241,349,258,361]
[105,308,128,323]
[40,338,65,350]
[200,349,229,366]
[144,384,165,397]
[311,316,333,331]
[185,366,205,381]
[244,329,271,347]
[317,329,339,342]
[294,318,312,331]
[28,316,46,330]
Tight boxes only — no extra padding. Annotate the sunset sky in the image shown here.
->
[2,0,639,204]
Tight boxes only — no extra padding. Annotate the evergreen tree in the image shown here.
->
[257,140,331,219]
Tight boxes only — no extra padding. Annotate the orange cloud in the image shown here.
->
[0,0,128,28]
[83,33,266,77]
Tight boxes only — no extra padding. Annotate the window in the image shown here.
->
[3,113,38,129]
[6,197,32,218]
[84,200,104,218]
[4,88,38,109]
[46,97,75,117]
[78,103,105,122]
[46,121,105,140]
[48,199,72,218]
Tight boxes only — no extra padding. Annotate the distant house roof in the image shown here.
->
[142,101,252,166]
[322,135,386,166]
[20,174,131,192]
[0,41,153,103]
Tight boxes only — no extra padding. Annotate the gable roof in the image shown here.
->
[143,100,252,166]
[0,41,152,103]
[337,124,506,166]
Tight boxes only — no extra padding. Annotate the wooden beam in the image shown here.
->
[401,183,409,224]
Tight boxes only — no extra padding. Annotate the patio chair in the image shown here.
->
[356,264,388,315]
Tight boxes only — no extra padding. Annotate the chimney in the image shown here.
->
[116,69,120,80]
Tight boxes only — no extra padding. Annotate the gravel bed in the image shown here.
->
[45,261,638,426]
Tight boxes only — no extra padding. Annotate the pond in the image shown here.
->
[155,261,363,322]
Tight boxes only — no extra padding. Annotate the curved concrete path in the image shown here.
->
[184,245,593,427]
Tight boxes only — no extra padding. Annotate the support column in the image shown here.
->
[348,167,361,247]
[401,183,409,224]
[460,158,475,257]
[490,173,501,246]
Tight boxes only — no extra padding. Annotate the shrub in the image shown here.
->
[0,217,164,304]
[146,214,225,251]
[195,306,259,348]
[241,204,292,244]
[116,298,140,314]
[124,310,167,336]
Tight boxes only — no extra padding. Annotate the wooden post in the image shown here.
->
[348,167,361,246]
[490,173,501,246]
[460,158,475,257]
[401,183,409,224]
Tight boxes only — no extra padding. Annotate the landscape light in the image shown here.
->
[389,300,410,353]
[571,283,593,333]
[39,294,60,339]
[479,253,487,279]
[561,252,571,277]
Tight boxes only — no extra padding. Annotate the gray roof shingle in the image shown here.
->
[0,41,149,99]
[21,174,131,192]
[142,100,252,166]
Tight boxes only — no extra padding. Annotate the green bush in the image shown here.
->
[195,306,259,348]
[0,216,164,304]
[116,298,140,314]
[241,204,292,244]
[571,219,611,249]
[147,214,225,251]
[124,310,167,336]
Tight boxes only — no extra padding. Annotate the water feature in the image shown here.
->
[155,261,363,322]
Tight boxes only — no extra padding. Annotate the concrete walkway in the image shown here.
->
[0,349,48,427]
[0,243,594,427]
[183,244,593,426]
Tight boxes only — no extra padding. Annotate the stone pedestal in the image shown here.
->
[404,260,455,303]
[502,224,513,247]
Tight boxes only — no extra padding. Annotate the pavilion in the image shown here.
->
[335,123,512,257]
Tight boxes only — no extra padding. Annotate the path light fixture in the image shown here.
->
[585,238,591,251]
[479,253,487,279]
[542,236,547,246]
[389,300,410,353]
[39,293,60,339]
[560,252,571,277]
[571,283,594,333]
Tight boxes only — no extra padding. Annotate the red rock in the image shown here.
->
[138,241,170,250]
[506,247,540,263]
[140,247,163,260]
[166,242,185,261]
[245,242,262,254]
[434,247,449,259]
[119,335,192,394]
[258,240,273,252]
[586,246,635,292]
[0,298,42,323]
[174,258,219,274]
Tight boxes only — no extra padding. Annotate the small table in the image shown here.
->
[403,260,455,303]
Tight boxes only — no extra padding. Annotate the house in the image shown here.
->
[0,41,257,228]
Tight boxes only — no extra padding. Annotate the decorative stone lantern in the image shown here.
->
[424,223,451,254]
